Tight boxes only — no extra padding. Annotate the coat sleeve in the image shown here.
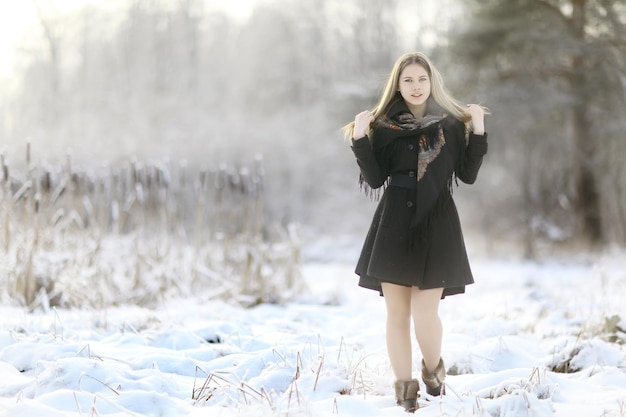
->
[350,135,389,189]
[456,132,488,184]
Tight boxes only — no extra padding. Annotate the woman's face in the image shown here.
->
[397,63,431,111]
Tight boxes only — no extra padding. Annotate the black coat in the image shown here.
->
[350,100,488,298]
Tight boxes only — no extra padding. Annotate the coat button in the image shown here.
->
[408,144,415,151]
[408,171,415,177]
[406,201,414,208]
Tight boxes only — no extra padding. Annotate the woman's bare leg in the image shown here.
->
[381,282,413,380]
[410,287,444,372]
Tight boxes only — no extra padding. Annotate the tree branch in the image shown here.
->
[533,0,565,15]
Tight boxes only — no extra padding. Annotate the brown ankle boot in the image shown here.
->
[393,379,419,413]
[421,358,445,396]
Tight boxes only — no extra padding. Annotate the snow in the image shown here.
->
[0,246,625,417]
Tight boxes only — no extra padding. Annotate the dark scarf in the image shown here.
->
[374,111,447,183]
[368,99,446,152]
[374,112,444,132]
[363,99,457,240]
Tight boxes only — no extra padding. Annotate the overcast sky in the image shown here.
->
[0,0,258,80]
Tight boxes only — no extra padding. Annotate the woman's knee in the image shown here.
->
[387,301,411,322]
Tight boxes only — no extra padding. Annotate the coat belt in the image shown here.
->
[389,174,417,189]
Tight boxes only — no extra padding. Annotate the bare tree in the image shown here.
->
[6,0,448,237]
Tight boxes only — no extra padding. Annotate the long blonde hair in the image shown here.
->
[343,52,486,138]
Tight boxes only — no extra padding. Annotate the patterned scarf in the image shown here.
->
[374,112,444,132]
[358,102,464,242]
[370,109,453,240]
[375,111,447,182]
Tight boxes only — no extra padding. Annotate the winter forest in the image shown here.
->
[3,0,626,248]
[0,0,625,416]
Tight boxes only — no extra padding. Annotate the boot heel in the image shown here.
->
[394,379,419,412]
[421,358,446,397]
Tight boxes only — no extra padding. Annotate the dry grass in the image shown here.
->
[189,342,366,414]
[0,148,301,309]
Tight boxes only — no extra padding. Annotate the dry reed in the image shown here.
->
[0,146,301,309]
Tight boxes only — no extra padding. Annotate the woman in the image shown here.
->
[344,52,488,412]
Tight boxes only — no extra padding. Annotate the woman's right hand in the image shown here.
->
[352,110,374,140]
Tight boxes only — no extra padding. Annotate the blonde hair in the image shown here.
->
[343,52,487,138]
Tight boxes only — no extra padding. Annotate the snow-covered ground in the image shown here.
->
[0,247,625,417]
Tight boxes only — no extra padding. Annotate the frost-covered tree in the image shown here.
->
[448,0,626,249]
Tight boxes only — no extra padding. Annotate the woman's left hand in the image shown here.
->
[466,104,485,135]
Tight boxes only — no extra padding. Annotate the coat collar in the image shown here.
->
[386,98,410,118]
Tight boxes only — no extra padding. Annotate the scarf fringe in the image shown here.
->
[358,174,388,201]
[408,176,457,248]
